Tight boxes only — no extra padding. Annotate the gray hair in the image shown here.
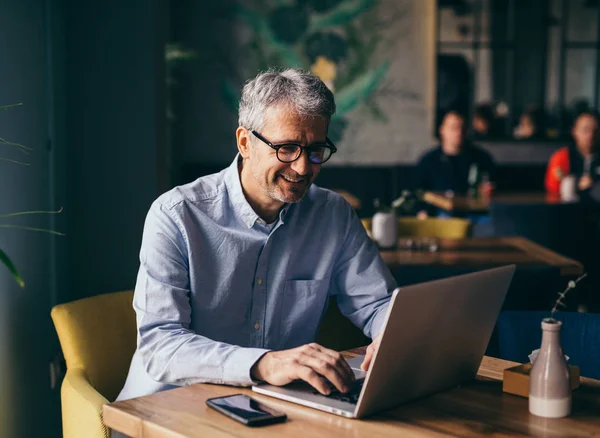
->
[238,68,336,132]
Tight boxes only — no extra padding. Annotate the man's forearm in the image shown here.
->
[139,328,270,386]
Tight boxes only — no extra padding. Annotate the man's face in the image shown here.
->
[439,113,465,153]
[572,114,599,156]
[244,107,327,204]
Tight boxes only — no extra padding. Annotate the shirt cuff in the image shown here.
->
[222,347,271,386]
[366,304,390,340]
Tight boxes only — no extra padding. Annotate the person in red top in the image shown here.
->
[545,111,600,196]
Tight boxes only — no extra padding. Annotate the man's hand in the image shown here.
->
[360,333,383,371]
[416,210,428,220]
[251,343,355,395]
[579,174,593,191]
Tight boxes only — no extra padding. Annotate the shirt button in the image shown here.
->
[257,277,263,285]
[254,322,260,330]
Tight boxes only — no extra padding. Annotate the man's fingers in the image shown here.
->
[361,352,372,371]
[301,355,350,393]
[361,344,375,371]
[298,366,331,395]
[313,345,355,382]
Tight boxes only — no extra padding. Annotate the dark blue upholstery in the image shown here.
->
[496,311,600,380]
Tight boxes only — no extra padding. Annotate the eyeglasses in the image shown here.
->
[251,130,337,164]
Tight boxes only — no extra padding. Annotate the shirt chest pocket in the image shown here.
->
[278,279,330,348]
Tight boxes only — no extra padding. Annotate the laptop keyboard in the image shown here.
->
[312,378,364,404]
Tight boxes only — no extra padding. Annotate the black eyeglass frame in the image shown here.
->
[251,130,337,164]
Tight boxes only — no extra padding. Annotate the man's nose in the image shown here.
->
[290,150,311,175]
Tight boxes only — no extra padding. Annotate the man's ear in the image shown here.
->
[237,127,251,158]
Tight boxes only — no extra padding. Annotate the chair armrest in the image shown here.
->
[61,368,110,438]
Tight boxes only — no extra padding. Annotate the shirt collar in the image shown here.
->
[224,154,291,228]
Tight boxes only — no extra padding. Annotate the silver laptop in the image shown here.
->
[252,265,515,418]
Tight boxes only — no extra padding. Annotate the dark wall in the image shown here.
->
[0,1,61,436]
[65,0,168,301]
[0,0,168,436]
[512,0,548,115]
[170,0,239,167]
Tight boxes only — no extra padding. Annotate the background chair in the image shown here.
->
[51,291,136,438]
[496,310,600,380]
[317,297,371,352]
[361,217,472,239]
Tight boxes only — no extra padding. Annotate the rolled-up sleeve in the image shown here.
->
[134,201,269,387]
[331,201,397,339]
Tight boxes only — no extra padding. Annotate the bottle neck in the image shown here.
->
[540,328,562,354]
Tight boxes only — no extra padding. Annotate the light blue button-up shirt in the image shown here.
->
[116,156,396,401]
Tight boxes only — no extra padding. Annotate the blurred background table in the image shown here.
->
[380,237,584,314]
[380,236,582,276]
[422,191,562,214]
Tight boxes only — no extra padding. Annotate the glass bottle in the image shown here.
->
[371,198,397,249]
[529,318,571,418]
[467,163,479,199]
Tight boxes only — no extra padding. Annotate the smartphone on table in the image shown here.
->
[206,394,287,427]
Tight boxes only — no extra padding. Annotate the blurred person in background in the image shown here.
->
[472,103,496,139]
[514,107,545,140]
[545,110,600,198]
[414,110,496,218]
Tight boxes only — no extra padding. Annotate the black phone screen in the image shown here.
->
[206,394,286,425]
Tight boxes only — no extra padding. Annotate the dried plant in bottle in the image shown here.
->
[546,273,588,322]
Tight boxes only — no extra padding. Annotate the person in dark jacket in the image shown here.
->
[414,110,496,217]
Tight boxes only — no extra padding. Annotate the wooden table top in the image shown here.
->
[379,237,584,276]
[104,348,600,438]
[422,191,563,213]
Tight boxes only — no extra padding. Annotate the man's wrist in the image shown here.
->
[250,351,269,382]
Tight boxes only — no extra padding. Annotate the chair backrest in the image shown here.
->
[496,310,600,380]
[361,217,472,239]
[317,297,370,352]
[397,217,472,238]
[51,290,136,401]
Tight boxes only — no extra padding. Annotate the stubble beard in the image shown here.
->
[252,166,311,204]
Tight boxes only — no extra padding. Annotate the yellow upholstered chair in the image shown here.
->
[361,217,472,239]
[51,290,136,438]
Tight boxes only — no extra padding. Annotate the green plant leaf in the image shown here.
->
[366,101,388,122]
[0,157,30,166]
[335,20,382,91]
[234,5,303,67]
[0,103,23,111]
[165,43,197,65]
[335,60,391,116]
[0,207,63,219]
[0,136,32,153]
[0,247,24,288]
[0,105,31,155]
[0,224,65,236]
[308,0,375,33]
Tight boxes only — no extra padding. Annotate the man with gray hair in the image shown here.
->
[115,69,396,405]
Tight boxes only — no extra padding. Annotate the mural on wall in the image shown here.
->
[205,0,432,164]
